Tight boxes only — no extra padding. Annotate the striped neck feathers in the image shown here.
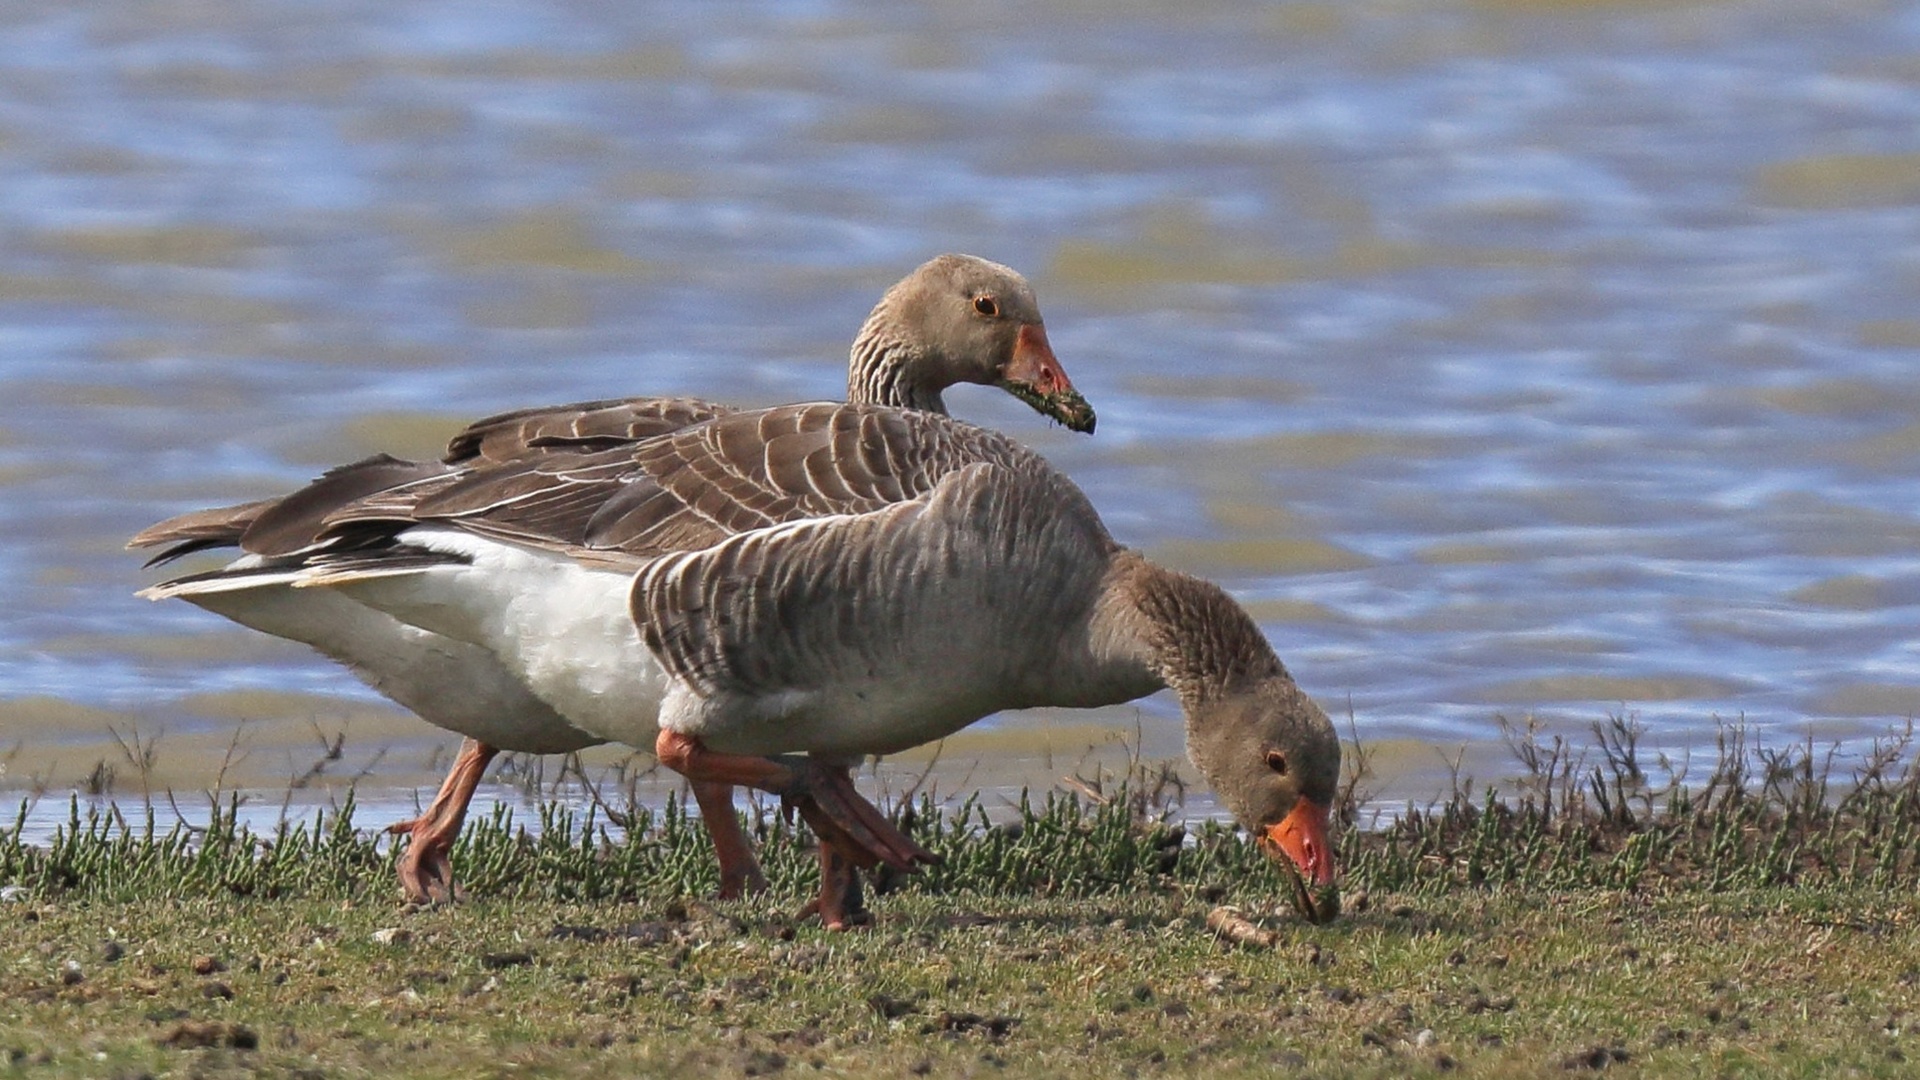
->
[1103,551,1286,712]
[846,306,951,414]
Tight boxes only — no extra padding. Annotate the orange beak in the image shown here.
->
[1261,798,1333,887]
[998,323,1096,434]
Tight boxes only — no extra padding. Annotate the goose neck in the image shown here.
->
[847,326,949,413]
[1106,552,1285,713]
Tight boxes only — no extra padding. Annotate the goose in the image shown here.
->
[160,402,1340,928]
[133,254,1095,905]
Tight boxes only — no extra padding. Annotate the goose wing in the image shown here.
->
[444,396,736,463]
[324,402,1060,560]
[631,455,1113,703]
[129,398,735,566]
[128,455,454,565]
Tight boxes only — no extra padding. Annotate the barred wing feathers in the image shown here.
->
[627,414,1116,705]
[444,396,736,463]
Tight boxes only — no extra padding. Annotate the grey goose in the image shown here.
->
[147,401,1339,928]
[133,254,1095,906]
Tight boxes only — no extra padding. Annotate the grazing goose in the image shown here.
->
[133,254,1095,905]
[167,403,1340,928]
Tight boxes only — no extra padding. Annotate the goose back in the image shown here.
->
[321,403,1082,560]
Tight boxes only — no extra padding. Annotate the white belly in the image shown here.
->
[324,529,670,748]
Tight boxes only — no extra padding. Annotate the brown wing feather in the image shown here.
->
[566,404,933,555]
[131,398,734,566]
[401,455,641,547]
[444,397,735,463]
[129,497,279,550]
[128,455,454,564]
[634,456,1116,702]
[128,497,282,566]
[238,455,456,558]
[313,403,1058,565]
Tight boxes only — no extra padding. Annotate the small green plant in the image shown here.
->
[1343,715,1920,895]
[8,716,1920,905]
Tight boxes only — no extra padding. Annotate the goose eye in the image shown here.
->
[973,295,998,317]
[1265,750,1289,775]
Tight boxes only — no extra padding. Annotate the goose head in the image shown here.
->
[1184,675,1341,891]
[853,254,1097,433]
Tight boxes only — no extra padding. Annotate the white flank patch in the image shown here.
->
[325,527,670,747]
[179,581,597,754]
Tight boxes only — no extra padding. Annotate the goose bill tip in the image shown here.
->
[1054,389,1097,434]
[1000,324,1095,435]
[1261,798,1334,889]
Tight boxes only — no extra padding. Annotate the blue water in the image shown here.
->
[2,0,1920,812]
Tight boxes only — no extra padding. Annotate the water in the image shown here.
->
[3,0,1920,826]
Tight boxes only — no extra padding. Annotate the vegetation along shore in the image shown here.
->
[5,718,1920,1076]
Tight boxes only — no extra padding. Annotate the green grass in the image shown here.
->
[6,888,1919,1077]
[5,716,1920,1077]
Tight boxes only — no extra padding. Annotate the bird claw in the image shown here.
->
[393,826,458,906]
[795,893,873,931]
[778,762,938,873]
[797,832,874,931]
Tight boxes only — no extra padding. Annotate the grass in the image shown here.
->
[5,715,1920,1077]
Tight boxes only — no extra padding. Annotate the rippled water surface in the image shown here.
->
[4,0,1920,821]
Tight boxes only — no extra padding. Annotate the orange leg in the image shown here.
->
[655,730,937,873]
[797,836,871,932]
[388,739,498,905]
[689,780,768,899]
